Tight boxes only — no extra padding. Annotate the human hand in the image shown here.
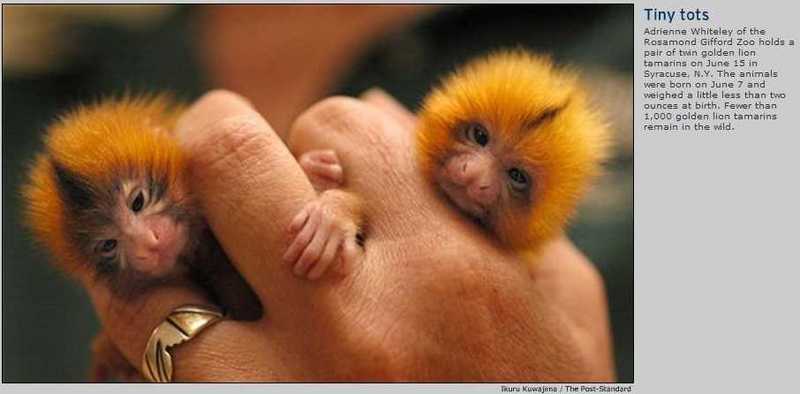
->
[82,89,614,381]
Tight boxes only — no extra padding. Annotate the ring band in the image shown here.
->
[142,304,224,383]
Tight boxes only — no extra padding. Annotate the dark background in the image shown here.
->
[3,5,633,382]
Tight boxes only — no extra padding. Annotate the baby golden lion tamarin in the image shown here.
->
[21,95,264,381]
[304,50,609,264]
[417,50,609,259]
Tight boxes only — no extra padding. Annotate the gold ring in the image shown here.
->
[141,304,224,383]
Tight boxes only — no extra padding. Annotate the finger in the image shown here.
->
[287,203,312,234]
[288,96,413,203]
[337,237,359,275]
[283,203,321,264]
[308,232,343,280]
[174,90,318,319]
[294,218,333,276]
[359,87,417,131]
[312,149,339,164]
[85,278,252,380]
[287,96,391,158]
[303,160,343,182]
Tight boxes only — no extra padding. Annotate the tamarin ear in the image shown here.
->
[52,162,95,211]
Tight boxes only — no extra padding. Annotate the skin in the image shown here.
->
[283,185,361,280]
[434,121,532,226]
[88,178,193,280]
[80,89,614,381]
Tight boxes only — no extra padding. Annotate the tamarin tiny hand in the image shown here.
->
[285,150,362,280]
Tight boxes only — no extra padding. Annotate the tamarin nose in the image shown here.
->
[141,229,160,248]
[446,153,491,185]
[460,159,483,183]
[130,230,162,270]
[129,228,160,258]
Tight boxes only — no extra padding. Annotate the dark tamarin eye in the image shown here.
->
[96,239,118,257]
[465,122,490,146]
[131,190,146,213]
[507,167,530,191]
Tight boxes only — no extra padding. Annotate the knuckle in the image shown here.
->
[196,89,252,108]
[289,96,370,145]
[321,213,336,228]
[309,213,323,227]
[308,249,322,261]
[330,220,345,233]
[188,115,274,175]
[302,249,319,263]
[297,230,313,244]
[292,233,309,247]
[338,220,354,233]
[302,96,364,126]
[297,248,312,262]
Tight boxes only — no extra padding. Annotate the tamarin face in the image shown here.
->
[433,120,539,227]
[55,168,196,279]
[417,50,608,251]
